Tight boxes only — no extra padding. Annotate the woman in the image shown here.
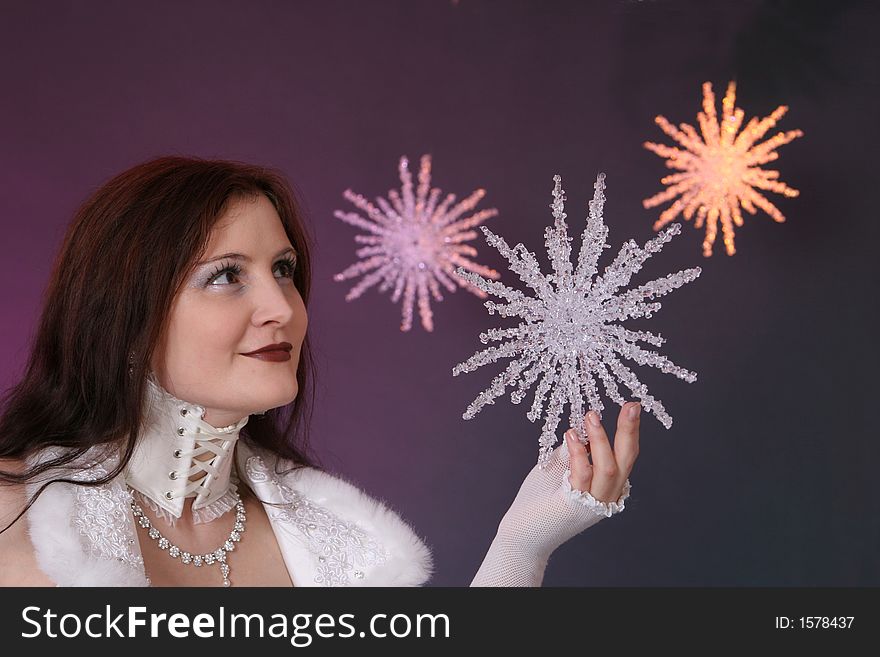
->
[0,156,637,587]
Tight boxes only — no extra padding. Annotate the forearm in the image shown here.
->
[470,534,549,587]
[469,471,631,587]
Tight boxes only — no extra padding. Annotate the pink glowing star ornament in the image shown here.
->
[333,154,501,332]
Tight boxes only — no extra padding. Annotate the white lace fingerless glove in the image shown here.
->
[470,440,631,587]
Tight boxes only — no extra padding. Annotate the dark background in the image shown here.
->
[1,0,877,586]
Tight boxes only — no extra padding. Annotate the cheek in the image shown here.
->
[167,302,246,359]
[298,302,309,334]
[291,290,309,337]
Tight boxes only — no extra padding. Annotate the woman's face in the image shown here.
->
[151,193,308,427]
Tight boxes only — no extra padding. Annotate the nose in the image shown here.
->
[250,276,296,327]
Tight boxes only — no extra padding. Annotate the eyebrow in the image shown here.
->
[198,246,296,266]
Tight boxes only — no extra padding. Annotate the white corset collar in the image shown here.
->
[124,372,250,524]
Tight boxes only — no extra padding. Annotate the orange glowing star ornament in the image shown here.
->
[642,81,803,257]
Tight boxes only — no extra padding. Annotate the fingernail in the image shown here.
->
[588,411,600,427]
[629,403,641,419]
[564,430,573,443]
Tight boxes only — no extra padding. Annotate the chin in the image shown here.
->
[254,384,298,412]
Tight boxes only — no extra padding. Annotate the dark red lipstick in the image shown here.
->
[241,342,292,362]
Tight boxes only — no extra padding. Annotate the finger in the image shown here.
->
[564,429,593,492]
[584,410,615,472]
[614,401,641,475]
[584,410,618,487]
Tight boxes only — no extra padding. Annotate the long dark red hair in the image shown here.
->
[0,155,321,533]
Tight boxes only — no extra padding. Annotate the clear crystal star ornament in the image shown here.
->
[452,173,701,467]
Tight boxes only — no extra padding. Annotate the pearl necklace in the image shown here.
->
[130,492,247,587]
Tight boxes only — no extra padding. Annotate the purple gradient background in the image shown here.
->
[1,0,877,586]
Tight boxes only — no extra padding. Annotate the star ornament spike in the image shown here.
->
[333,154,501,332]
[643,81,804,257]
[452,173,701,468]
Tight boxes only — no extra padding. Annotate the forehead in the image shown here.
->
[207,194,289,250]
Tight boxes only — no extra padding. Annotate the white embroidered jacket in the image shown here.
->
[24,440,434,587]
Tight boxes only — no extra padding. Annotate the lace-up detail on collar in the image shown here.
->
[170,416,241,499]
[123,372,250,524]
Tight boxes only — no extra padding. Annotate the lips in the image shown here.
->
[241,342,293,362]
[242,342,293,356]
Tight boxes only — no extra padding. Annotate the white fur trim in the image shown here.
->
[24,444,433,587]
[25,477,149,587]
[282,466,434,587]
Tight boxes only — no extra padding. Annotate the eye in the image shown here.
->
[275,255,297,281]
[207,262,243,286]
[206,256,297,287]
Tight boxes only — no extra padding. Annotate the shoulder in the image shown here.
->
[238,443,434,586]
[285,465,422,536]
[243,445,422,539]
[0,459,56,586]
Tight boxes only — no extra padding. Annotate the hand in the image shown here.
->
[565,401,641,504]
[470,401,639,586]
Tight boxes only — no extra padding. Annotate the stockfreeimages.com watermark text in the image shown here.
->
[21,605,450,646]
